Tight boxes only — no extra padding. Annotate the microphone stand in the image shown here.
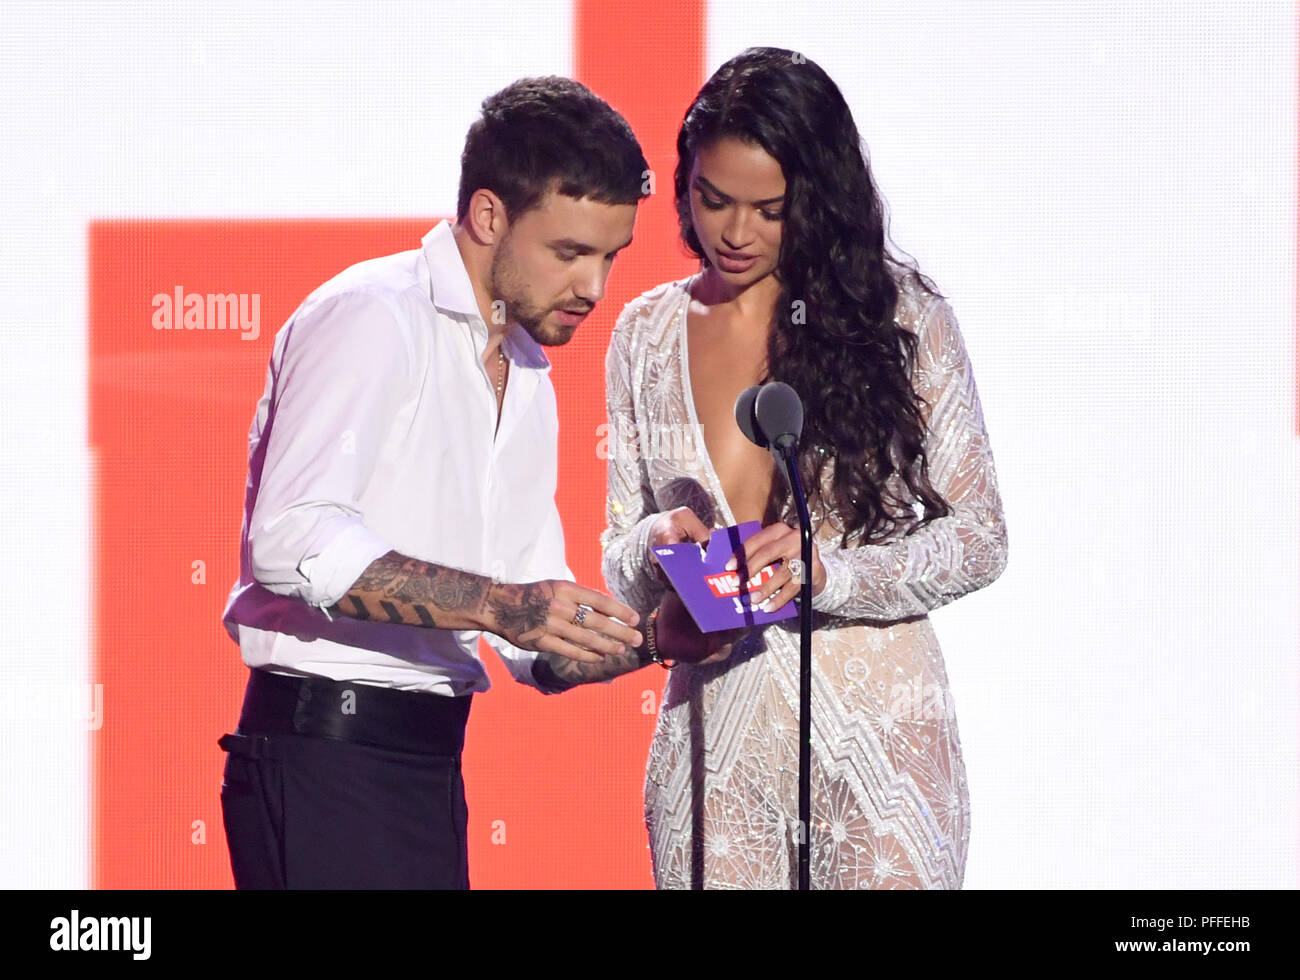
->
[738,380,814,890]
[777,441,814,891]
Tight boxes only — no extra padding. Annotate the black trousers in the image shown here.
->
[219,669,473,889]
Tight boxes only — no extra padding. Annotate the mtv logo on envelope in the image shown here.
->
[651,522,799,633]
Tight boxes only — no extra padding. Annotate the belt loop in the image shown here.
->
[218,732,274,760]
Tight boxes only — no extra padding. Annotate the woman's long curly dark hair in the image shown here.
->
[674,47,951,546]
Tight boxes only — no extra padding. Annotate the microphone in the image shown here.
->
[737,382,802,492]
[754,381,804,450]
[733,385,768,448]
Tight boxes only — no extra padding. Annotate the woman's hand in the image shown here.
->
[726,521,826,613]
[647,506,712,583]
[655,589,748,666]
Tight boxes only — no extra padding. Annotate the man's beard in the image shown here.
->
[490,238,576,347]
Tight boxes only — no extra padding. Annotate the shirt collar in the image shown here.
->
[421,220,551,373]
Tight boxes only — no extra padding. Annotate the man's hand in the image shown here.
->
[529,584,748,694]
[481,580,641,663]
[725,522,826,614]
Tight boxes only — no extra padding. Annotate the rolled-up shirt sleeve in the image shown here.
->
[248,289,413,611]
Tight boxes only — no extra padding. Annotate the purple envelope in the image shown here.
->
[652,522,799,633]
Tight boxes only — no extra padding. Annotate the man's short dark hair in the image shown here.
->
[457,76,649,223]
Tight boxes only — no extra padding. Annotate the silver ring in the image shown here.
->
[787,558,805,585]
[571,604,592,627]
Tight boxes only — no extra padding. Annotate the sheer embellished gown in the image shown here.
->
[600,273,1008,889]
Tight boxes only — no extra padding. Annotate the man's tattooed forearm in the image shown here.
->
[328,551,490,629]
[430,567,487,612]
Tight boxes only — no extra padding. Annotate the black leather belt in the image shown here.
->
[230,668,472,756]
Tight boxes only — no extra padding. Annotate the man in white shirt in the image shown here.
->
[218,77,651,889]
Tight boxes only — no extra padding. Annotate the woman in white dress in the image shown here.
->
[596,47,1008,889]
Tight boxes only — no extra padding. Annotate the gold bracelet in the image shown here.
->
[645,607,675,670]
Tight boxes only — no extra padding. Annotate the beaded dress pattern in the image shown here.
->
[601,274,1008,889]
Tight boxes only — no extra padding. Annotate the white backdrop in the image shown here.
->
[0,0,1294,887]
[711,0,1298,887]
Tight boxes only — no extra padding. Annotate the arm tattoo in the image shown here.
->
[484,583,552,644]
[328,551,490,630]
[431,568,487,612]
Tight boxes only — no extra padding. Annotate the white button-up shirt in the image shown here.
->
[221,220,570,696]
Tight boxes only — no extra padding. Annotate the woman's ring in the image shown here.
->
[787,558,805,585]
[572,604,592,627]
